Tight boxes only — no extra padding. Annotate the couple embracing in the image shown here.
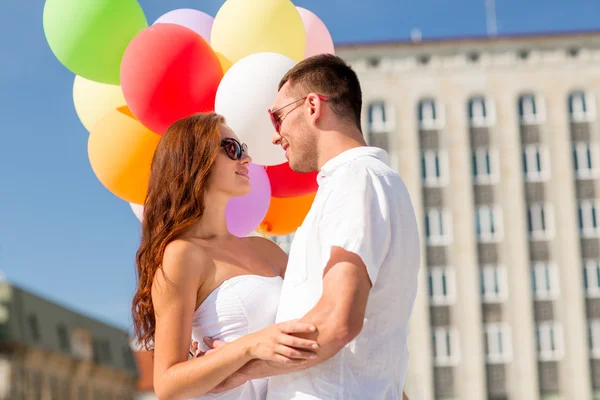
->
[131,54,420,400]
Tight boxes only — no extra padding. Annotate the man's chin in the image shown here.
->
[289,162,310,174]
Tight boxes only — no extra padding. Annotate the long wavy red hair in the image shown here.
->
[131,112,225,351]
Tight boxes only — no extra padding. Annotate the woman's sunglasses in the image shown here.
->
[268,94,329,133]
[221,137,248,160]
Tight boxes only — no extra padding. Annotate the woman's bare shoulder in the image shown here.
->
[157,239,214,287]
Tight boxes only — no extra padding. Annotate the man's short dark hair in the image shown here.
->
[279,54,362,131]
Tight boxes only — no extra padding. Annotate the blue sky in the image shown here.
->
[1,0,600,331]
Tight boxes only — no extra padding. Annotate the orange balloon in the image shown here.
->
[259,193,316,236]
[216,52,233,74]
[88,106,161,204]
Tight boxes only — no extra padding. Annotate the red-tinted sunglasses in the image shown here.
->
[268,95,329,133]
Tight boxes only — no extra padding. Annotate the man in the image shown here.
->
[207,54,420,399]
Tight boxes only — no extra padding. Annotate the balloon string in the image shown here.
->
[257,225,268,238]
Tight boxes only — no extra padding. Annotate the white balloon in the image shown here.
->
[130,203,144,222]
[215,52,296,166]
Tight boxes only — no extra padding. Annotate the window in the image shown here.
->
[57,323,70,352]
[519,94,546,124]
[527,203,555,240]
[485,323,513,363]
[28,314,40,342]
[589,320,600,358]
[573,142,600,179]
[481,265,509,303]
[368,102,396,133]
[421,150,449,186]
[475,206,504,243]
[472,148,500,184]
[432,327,460,366]
[584,260,600,298]
[569,91,596,122]
[418,98,445,130]
[531,262,560,300]
[523,145,551,182]
[123,347,137,370]
[428,267,456,306]
[468,96,496,127]
[425,209,453,246]
[536,322,564,361]
[579,200,600,238]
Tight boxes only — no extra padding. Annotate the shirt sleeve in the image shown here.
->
[318,164,392,286]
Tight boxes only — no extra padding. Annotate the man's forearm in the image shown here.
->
[230,305,351,383]
[209,370,251,393]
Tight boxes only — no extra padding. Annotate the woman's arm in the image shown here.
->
[151,240,317,400]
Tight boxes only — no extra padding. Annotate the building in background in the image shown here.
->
[133,349,156,400]
[0,280,138,399]
[333,30,600,400]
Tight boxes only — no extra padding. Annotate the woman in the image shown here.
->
[131,113,319,400]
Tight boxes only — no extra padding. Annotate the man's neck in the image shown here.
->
[317,129,367,171]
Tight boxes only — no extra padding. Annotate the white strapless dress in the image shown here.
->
[190,274,283,400]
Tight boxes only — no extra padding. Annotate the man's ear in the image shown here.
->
[306,93,323,125]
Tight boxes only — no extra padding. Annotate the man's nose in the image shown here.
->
[271,131,281,146]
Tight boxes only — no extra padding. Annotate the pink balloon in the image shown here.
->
[296,7,335,59]
[154,9,214,43]
[130,203,144,222]
[226,164,271,237]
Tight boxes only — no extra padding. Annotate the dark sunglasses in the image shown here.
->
[221,137,248,160]
[268,94,329,133]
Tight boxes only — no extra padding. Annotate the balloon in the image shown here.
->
[43,0,147,84]
[266,162,318,198]
[216,52,233,74]
[73,76,127,132]
[259,193,316,236]
[121,23,224,135]
[296,7,335,59]
[154,9,214,43]
[211,0,306,64]
[226,164,272,237]
[130,203,144,222]
[88,106,160,204]
[215,52,295,166]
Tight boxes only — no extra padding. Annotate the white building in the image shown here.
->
[333,30,600,400]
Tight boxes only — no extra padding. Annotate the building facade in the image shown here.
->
[0,280,138,399]
[332,31,600,400]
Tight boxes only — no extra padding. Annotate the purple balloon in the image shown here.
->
[226,164,271,237]
[154,9,214,43]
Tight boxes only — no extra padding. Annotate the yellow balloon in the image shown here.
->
[211,0,306,64]
[73,75,126,132]
[215,52,233,74]
[88,106,160,204]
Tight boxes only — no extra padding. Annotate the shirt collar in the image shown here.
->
[316,146,390,186]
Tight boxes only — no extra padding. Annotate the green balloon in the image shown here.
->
[43,0,148,85]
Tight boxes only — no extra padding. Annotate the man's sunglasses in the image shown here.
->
[268,94,329,133]
[221,137,248,160]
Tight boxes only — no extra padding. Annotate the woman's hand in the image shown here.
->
[204,320,319,365]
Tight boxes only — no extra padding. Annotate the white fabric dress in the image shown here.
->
[189,274,283,400]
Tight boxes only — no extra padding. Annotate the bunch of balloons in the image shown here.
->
[43,0,335,237]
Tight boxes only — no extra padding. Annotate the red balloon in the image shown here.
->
[266,162,318,198]
[120,24,223,135]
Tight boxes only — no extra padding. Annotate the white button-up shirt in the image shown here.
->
[267,147,421,400]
